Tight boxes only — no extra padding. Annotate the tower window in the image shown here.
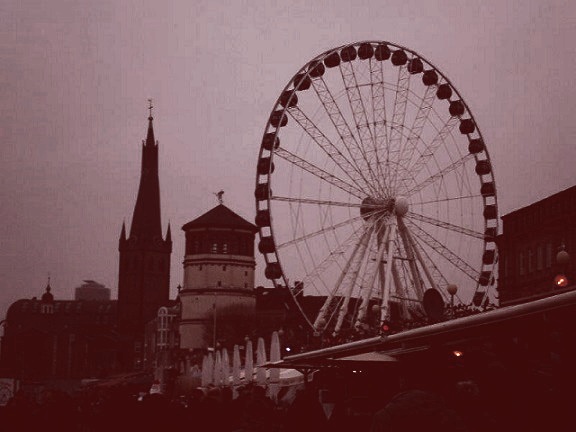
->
[217,281,222,287]
[223,265,227,271]
[199,265,203,271]
[244,271,248,276]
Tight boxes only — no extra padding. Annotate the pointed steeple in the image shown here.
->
[117,102,172,370]
[129,102,162,241]
[145,100,155,146]
[165,223,172,243]
[120,221,127,241]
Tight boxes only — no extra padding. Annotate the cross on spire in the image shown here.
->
[148,98,153,119]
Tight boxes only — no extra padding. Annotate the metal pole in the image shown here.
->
[213,295,217,350]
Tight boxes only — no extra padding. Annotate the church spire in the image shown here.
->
[119,221,127,242]
[145,98,155,146]
[129,102,162,240]
[165,222,172,243]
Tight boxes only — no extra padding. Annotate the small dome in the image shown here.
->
[41,284,54,303]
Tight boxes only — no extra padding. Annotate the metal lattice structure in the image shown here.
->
[255,41,498,336]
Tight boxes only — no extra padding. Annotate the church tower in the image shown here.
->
[179,199,258,351]
[118,104,172,368]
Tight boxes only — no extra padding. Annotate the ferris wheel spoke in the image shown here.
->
[392,252,413,304]
[399,116,460,194]
[277,214,363,250]
[406,211,484,240]
[402,223,447,295]
[385,64,410,193]
[310,77,380,196]
[337,60,382,194]
[355,223,391,327]
[333,233,372,335]
[411,194,479,206]
[404,219,480,281]
[275,146,365,199]
[300,222,369,294]
[272,195,362,209]
[407,153,474,197]
[286,106,372,193]
[378,218,398,324]
[369,58,389,195]
[314,225,373,332]
[393,85,437,191]
[396,217,425,301]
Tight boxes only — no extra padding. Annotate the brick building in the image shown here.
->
[497,185,575,305]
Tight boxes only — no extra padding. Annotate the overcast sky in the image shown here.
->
[0,0,575,319]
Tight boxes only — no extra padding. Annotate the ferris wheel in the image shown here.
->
[254,41,498,336]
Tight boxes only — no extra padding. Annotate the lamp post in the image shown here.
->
[212,294,217,351]
[447,284,458,308]
[555,245,570,288]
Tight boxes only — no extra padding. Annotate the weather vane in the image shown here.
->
[213,190,224,204]
[148,98,153,118]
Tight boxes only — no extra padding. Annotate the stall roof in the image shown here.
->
[267,289,576,371]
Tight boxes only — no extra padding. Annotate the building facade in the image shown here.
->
[497,185,576,305]
[178,204,258,351]
[0,282,119,381]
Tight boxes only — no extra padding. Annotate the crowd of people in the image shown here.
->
[1,329,575,432]
[0,382,282,432]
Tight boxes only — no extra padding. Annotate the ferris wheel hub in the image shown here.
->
[394,196,409,216]
[360,196,409,220]
[360,196,394,221]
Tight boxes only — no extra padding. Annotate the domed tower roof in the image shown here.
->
[182,204,257,232]
[41,280,54,303]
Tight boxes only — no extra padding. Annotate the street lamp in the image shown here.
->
[555,245,570,288]
[447,284,458,307]
[556,249,570,265]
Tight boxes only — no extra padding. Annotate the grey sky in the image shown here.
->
[1,0,575,318]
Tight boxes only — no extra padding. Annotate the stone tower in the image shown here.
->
[179,203,257,350]
[118,107,172,368]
